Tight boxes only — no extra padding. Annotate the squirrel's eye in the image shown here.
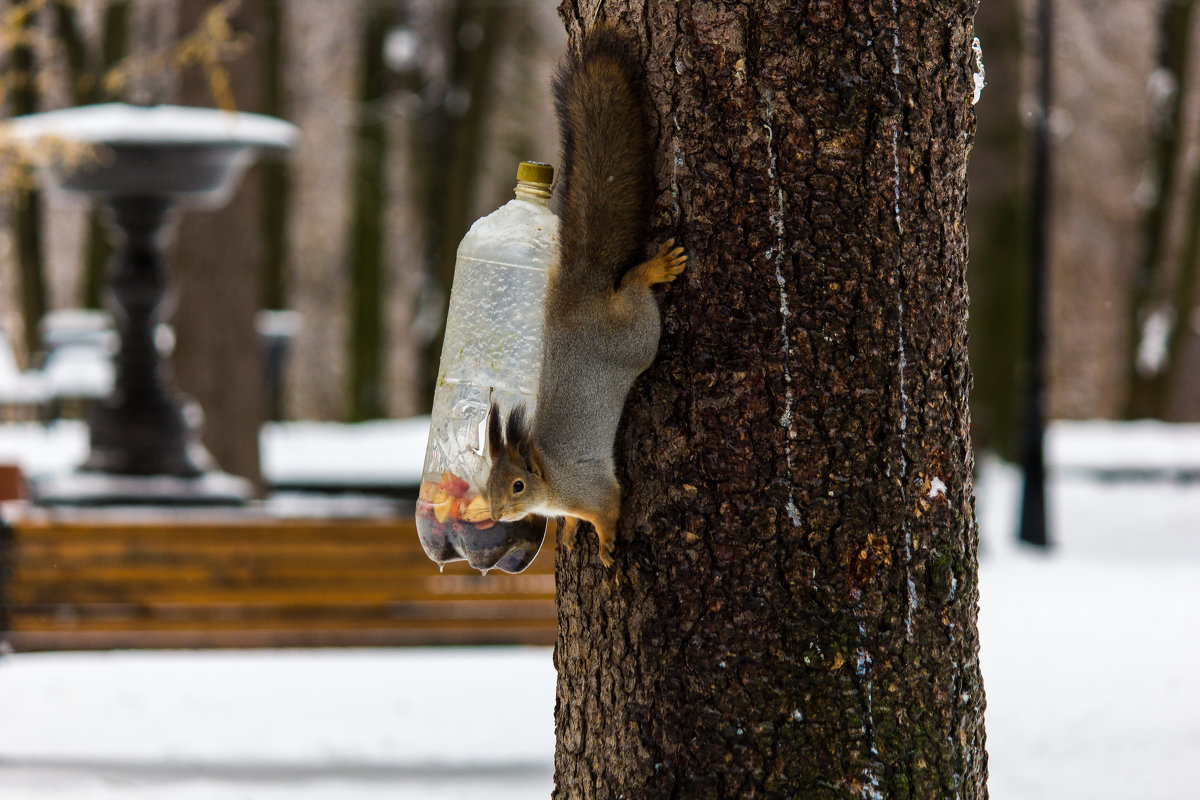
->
[512,480,525,494]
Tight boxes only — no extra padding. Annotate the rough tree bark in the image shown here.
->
[553,2,987,798]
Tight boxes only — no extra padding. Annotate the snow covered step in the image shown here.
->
[1047,420,1200,478]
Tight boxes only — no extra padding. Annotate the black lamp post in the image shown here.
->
[1019,0,1053,547]
[9,104,296,504]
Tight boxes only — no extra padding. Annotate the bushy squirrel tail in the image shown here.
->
[552,23,651,299]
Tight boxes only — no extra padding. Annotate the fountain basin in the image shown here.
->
[7,103,297,207]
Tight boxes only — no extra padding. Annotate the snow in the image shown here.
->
[1046,418,1200,475]
[760,89,802,528]
[1135,308,1171,376]
[972,37,986,105]
[0,421,89,477]
[1,422,1199,798]
[39,343,114,399]
[0,649,554,799]
[4,103,298,150]
[0,417,431,490]
[260,417,429,488]
[976,456,1200,799]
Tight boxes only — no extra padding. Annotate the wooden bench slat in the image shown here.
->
[11,599,558,625]
[1,514,558,651]
[5,626,557,651]
[8,575,553,600]
[14,543,443,563]
[10,563,553,584]
[16,532,432,548]
[14,518,415,533]
[8,583,554,605]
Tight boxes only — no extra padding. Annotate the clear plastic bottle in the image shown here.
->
[416,162,557,573]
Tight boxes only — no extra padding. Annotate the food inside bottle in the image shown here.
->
[415,470,547,573]
[418,471,493,527]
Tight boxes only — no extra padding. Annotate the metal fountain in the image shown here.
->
[7,103,297,504]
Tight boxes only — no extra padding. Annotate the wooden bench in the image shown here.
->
[0,511,556,652]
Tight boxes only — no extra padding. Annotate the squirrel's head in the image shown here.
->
[484,402,547,522]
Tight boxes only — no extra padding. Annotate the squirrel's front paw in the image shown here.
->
[652,238,687,284]
[629,239,687,288]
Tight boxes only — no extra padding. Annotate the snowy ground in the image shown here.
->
[1,421,1198,798]
[975,456,1200,800]
[0,649,556,799]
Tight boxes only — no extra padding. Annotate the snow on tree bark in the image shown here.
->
[553,2,987,798]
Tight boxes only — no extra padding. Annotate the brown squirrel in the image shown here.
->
[483,24,686,567]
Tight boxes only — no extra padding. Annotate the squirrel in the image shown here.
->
[483,23,686,568]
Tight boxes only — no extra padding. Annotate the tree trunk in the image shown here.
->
[172,0,269,488]
[966,0,1027,459]
[347,2,395,422]
[553,3,987,798]
[1045,1,1152,419]
[279,0,361,420]
[415,0,510,400]
[54,0,127,310]
[10,10,47,360]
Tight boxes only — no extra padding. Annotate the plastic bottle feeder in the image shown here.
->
[416,162,558,573]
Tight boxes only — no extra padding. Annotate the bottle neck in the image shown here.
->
[514,180,552,205]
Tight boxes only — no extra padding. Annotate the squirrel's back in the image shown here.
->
[552,24,650,300]
[486,24,684,566]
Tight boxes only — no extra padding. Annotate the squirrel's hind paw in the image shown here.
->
[596,527,616,568]
[599,539,616,568]
[558,516,579,549]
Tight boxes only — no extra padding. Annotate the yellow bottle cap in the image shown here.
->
[517,161,553,186]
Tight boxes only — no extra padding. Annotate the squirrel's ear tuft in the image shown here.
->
[506,404,530,446]
[487,402,504,463]
[505,404,538,469]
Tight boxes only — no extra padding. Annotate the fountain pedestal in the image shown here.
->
[8,104,297,504]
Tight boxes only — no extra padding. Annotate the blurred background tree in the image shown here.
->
[1127,0,1200,420]
[968,0,1200,460]
[967,0,1028,460]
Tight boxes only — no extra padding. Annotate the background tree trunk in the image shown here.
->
[54,0,127,311]
[1127,0,1200,421]
[172,0,270,488]
[966,0,1027,460]
[347,1,396,422]
[10,7,47,360]
[553,3,987,798]
[1045,1,1153,419]
[279,0,361,421]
